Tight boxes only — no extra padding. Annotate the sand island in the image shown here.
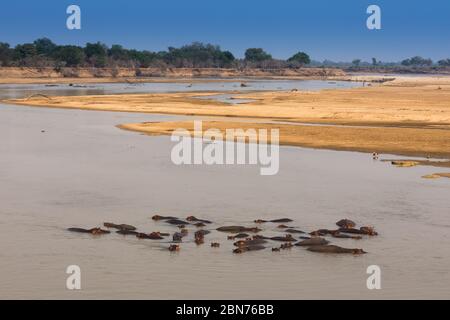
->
[5,75,450,169]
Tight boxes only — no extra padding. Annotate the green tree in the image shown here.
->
[14,43,37,60]
[244,48,272,62]
[139,51,158,68]
[287,52,311,65]
[85,42,108,67]
[127,49,158,68]
[0,42,12,66]
[53,45,85,67]
[84,42,107,58]
[401,56,433,67]
[34,38,57,55]
[219,50,235,66]
[109,44,129,61]
[352,59,361,67]
[164,42,234,68]
[438,59,450,67]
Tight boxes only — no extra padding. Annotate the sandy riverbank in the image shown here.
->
[4,75,450,162]
[118,120,450,161]
[422,173,450,179]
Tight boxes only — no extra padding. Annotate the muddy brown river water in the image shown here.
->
[0,81,449,299]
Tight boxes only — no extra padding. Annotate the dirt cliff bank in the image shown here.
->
[0,67,346,84]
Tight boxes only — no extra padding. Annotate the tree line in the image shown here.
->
[348,56,450,68]
[0,38,311,69]
[1,38,447,70]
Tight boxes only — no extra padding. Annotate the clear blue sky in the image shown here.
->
[0,0,449,61]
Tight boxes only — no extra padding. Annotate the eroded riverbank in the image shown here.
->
[0,66,346,84]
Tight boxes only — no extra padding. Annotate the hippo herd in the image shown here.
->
[67,217,377,255]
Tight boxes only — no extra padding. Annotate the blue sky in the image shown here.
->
[0,0,449,61]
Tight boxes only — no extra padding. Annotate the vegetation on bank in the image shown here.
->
[0,38,310,70]
[326,56,450,73]
[0,38,448,74]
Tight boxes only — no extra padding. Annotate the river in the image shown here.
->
[0,80,448,299]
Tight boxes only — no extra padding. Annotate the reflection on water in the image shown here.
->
[0,81,449,300]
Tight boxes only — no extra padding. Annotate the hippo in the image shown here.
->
[271,218,294,223]
[68,227,94,233]
[254,219,267,224]
[89,228,110,235]
[234,239,268,247]
[195,230,211,237]
[217,226,262,233]
[158,232,171,237]
[269,235,296,242]
[211,243,220,248]
[116,230,138,236]
[307,245,366,254]
[235,233,250,238]
[68,227,110,235]
[169,244,180,252]
[360,226,378,236]
[336,219,356,229]
[194,230,206,245]
[277,224,290,229]
[309,229,340,237]
[339,226,378,236]
[173,232,183,242]
[194,222,206,228]
[136,232,164,240]
[285,229,305,234]
[152,215,178,221]
[103,222,136,231]
[186,216,212,224]
[280,243,294,250]
[166,218,189,226]
[254,218,293,224]
[228,233,250,240]
[295,237,329,246]
[252,235,274,241]
[332,233,362,240]
[233,245,266,254]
